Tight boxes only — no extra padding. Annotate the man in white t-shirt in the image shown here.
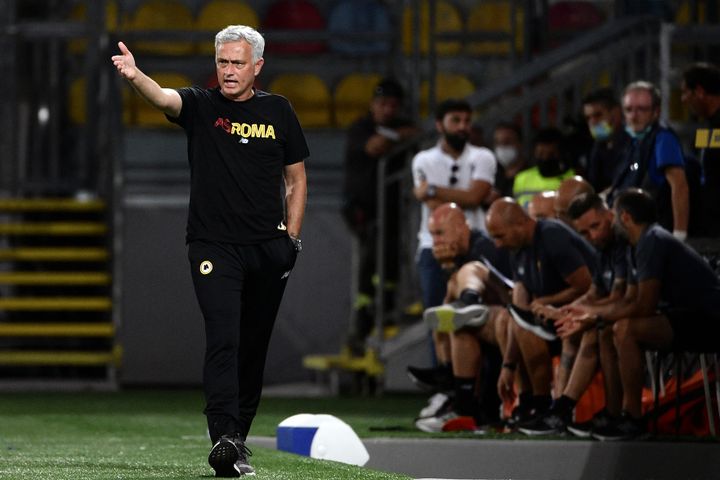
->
[413,99,497,310]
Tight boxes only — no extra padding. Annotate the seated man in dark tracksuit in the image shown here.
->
[559,188,720,440]
[412,202,513,433]
[519,192,629,436]
[486,198,598,428]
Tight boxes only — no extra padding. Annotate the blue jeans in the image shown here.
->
[416,248,447,309]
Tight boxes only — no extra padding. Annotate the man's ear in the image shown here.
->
[619,209,632,226]
[254,57,264,76]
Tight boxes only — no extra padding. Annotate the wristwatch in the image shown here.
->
[289,235,302,252]
[426,184,437,199]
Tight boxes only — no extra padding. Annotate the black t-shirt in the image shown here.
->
[594,235,629,296]
[585,130,629,193]
[168,87,309,244]
[699,108,720,236]
[511,219,598,301]
[342,113,413,219]
[456,230,512,279]
[633,224,720,313]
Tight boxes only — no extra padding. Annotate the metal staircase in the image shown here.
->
[0,197,118,389]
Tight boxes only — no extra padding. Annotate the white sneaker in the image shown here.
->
[418,393,450,418]
[415,410,460,433]
[424,301,489,333]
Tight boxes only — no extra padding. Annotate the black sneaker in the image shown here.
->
[208,435,254,477]
[567,409,612,438]
[424,300,490,333]
[407,365,454,392]
[518,410,569,436]
[507,304,557,341]
[591,412,647,441]
[234,441,255,476]
[505,403,534,429]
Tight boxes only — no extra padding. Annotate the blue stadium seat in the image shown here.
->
[327,0,391,55]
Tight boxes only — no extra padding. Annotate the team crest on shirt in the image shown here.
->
[214,117,276,139]
[200,260,213,275]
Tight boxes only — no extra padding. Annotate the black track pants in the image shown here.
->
[188,236,297,444]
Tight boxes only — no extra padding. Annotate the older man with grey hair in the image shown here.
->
[113,25,309,477]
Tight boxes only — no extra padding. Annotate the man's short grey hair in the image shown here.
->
[215,25,265,62]
[623,80,661,109]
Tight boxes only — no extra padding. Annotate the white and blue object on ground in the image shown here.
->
[277,414,369,466]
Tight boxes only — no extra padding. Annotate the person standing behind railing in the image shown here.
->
[408,99,496,392]
[606,81,690,240]
[681,62,720,238]
[341,78,418,355]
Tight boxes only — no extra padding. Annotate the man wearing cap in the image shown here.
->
[341,78,418,354]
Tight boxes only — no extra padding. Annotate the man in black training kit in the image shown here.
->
[112,25,308,476]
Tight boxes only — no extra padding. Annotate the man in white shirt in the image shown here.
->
[409,100,496,405]
[413,99,496,310]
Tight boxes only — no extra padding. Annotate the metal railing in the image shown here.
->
[371,15,720,350]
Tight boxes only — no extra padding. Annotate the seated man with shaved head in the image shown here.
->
[519,192,628,436]
[411,203,513,433]
[554,176,595,225]
[527,191,557,220]
[486,198,598,428]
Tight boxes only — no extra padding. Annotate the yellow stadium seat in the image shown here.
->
[402,0,463,56]
[420,74,475,117]
[333,73,383,128]
[268,74,332,128]
[68,1,123,53]
[466,1,524,56]
[69,77,132,125]
[675,0,709,24]
[131,73,192,128]
[196,1,260,54]
[127,0,194,56]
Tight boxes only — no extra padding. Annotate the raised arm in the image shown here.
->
[111,41,182,118]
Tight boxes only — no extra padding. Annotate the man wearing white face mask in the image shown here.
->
[606,81,690,241]
[581,88,629,193]
[491,122,527,198]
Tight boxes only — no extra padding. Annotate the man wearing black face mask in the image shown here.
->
[513,128,575,208]
[413,99,496,313]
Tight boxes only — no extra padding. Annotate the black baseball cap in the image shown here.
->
[373,78,404,100]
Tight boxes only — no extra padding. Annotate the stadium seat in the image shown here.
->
[69,77,132,125]
[195,0,260,54]
[466,1,524,56]
[262,0,327,54]
[402,0,463,56]
[419,73,475,117]
[67,0,123,53]
[268,73,331,128]
[326,0,391,55]
[333,73,383,128]
[131,72,192,128]
[675,0,711,24]
[126,0,194,56]
[548,1,605,45]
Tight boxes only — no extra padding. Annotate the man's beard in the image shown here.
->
[445,133,468,152]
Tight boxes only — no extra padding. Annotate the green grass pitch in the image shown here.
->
[0,389,430,480]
